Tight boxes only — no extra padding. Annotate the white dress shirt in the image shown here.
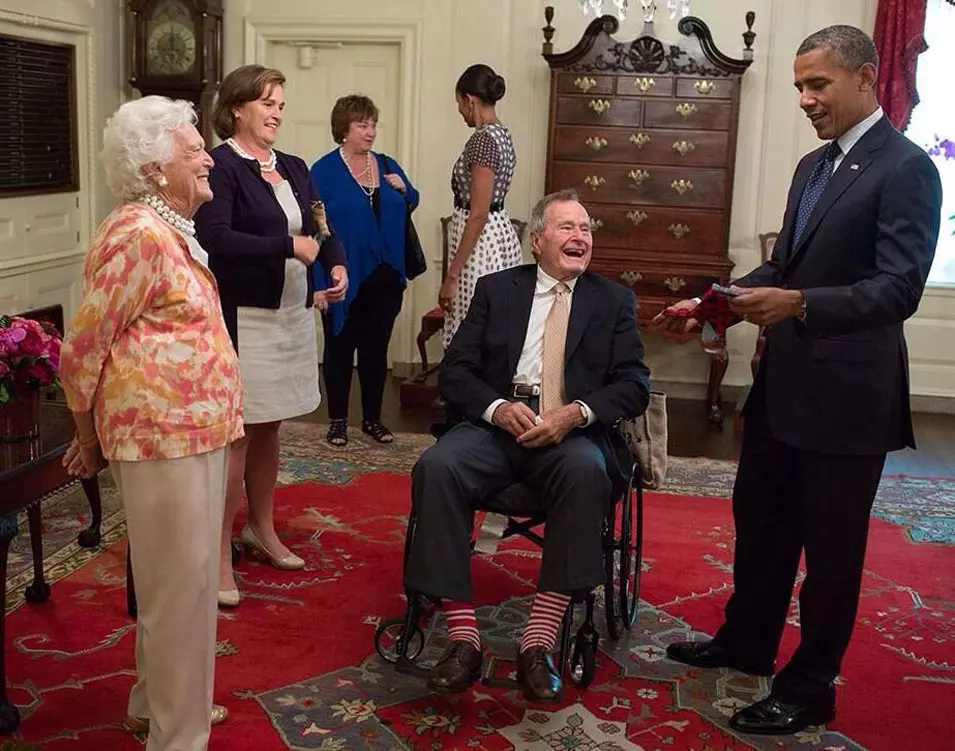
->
[482,266,595,426]
[833,106,883,173]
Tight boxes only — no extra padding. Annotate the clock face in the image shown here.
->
[145,0,197,76]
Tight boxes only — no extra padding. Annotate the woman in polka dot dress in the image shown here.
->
[439,63,523,348]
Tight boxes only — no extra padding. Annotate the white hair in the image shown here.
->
[100,96,198,201]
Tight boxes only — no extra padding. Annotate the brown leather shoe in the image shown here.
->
[427,640,483,692]
[516,647,562,702]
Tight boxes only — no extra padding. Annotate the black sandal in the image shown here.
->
[362,420,394,444]
[326,419,348,446]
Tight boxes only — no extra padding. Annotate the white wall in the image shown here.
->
[0,0,121,324]
[4,0,953,402]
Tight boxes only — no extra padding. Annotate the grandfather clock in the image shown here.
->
[126,0,224,143]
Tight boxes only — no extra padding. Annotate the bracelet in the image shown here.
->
[75,432,99,448]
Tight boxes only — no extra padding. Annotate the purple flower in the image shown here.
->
[926,135,955,160]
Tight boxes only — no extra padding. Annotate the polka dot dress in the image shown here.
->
[444,123,523,349]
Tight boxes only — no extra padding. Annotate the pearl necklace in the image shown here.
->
[140,194,195,236]
[227,137,277,173]
[340,147,376,202]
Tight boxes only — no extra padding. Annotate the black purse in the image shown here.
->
[385,155,427,280]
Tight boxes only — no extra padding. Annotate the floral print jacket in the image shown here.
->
[61,202,244,461]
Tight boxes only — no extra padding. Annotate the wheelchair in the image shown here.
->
[373,458,644,689]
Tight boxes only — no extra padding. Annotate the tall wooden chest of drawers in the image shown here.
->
[541,10,756,425]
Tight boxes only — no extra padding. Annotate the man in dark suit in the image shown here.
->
[658,25,942,735]
[403,188,651,702]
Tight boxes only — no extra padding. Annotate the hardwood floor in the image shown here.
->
[296,373,955,477]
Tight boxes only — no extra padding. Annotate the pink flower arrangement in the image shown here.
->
[0,315,62,405]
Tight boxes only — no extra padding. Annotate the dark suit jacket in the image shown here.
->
[194,144,346,350]
[440,264,652,485]
[737,115,942,455]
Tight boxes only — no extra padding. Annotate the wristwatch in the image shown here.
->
[574,401,588,427]
[796,291,807,323]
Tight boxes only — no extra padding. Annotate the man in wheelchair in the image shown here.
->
[403,189,651,701]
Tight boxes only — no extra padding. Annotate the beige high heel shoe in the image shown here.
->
[218,588,240,608]
[123,704,228,734]
[240,524,305,570]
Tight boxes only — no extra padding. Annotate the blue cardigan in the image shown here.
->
[310,150,419,335]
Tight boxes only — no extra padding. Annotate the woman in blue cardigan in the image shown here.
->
[311,94,419,446]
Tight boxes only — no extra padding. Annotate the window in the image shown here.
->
[904,0,955,285]
[0,34,79,197]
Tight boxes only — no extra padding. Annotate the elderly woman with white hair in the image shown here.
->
[59,96,243,750]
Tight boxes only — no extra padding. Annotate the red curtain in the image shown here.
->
[872,0,928,130]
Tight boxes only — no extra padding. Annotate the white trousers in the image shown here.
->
[111,448,227,751]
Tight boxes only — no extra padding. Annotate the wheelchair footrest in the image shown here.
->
[480,655,520,690]
[394,656,431,679]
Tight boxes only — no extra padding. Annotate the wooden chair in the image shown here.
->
[734,231,779,433]
[412,216,527,383]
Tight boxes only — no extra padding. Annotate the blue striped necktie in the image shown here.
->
[793,141,841,243]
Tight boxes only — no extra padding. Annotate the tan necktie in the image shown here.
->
[540,282,570,413]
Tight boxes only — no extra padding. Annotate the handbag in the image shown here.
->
[384,155,427,281]
[615,391,668,490]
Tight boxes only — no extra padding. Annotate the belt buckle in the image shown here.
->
[512,384,541,397]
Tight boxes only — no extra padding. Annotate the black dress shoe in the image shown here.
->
[427,641,483,692]
[730,695,835,735]
[666,639,774,676]
[516,647,562,702]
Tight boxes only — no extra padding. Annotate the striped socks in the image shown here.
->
[444,601,481,651]
[520,590,571,653]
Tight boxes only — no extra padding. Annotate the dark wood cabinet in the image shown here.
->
[541,9,756,426]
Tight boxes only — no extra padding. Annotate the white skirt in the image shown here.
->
[236,259,320,424]
[443,207,523,349]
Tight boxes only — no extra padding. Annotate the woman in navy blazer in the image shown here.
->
[195,65,348,608]
[310,94,419,447]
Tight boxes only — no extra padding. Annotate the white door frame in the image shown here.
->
[243,17,423,364]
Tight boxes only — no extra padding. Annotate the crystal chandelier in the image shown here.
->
[579,0,630,20]
[665,0,693,18]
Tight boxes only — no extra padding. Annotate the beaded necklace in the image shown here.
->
[226,137,277,173]
[340,147,376,203]
[140,193,195,236]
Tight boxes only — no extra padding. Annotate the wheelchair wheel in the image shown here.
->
[566,627,598,688]
[374,616,425,664]
[618,483,643,631]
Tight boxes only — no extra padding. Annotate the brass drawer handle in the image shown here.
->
[672,140,696,157]
[664,276,687,292]
[590,218,604,231]
[620,270,643,285]
[589,99,611,114]
[583,175,606,189]
[676,102,698,118]
[626,210,648,225]
[575,76,597,92]
[669,223,691,239]
[585,136,608,152]
[629,132,650,149]
[694,80,715,95]
[629,169,650,185]
[670,179,694,195]
[634,76,655,92]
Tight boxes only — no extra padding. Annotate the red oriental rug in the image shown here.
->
[3,424,953,750]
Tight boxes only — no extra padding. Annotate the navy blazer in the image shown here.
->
[440,265,652,488]
[737,116,942,454]
[194,143,346,350]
